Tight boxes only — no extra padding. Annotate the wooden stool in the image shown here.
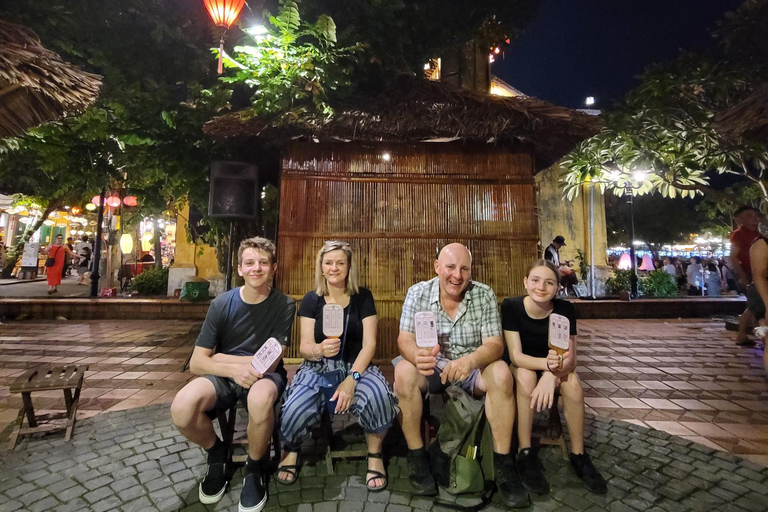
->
[217,402,281,466]
[8,365,88,449]
[535,392,568,460]
[321,410,367,474]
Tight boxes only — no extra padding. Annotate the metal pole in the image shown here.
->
[225,220,235,291]
[589,187,595,299]
[627,186,638,298]
[90,190,105,298]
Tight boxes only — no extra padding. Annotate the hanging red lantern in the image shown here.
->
[105,196,121,208]
[203,0,246,74]
[71,206,81,215]
[123,195,138,207]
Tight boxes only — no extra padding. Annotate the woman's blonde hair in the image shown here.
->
[314,240,359,296]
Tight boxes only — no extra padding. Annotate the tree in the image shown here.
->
[562,0,768,202]
[0,0,234,275]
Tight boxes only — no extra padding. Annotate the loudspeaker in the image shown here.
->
[208,161,259,219]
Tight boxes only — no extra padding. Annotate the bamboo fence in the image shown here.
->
[278,141,539,361]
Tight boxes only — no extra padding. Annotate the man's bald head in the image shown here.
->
[437,243,472,264]
[435,243,472,301]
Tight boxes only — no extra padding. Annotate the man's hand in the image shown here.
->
[530,372,557,412]
[230,363,263,388]
[415,344,440,376]
[441,354,475,384]
[331,376,357,413]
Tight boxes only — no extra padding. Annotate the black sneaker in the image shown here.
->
[199,440,228,504]
[516,447,550,495]
[239,459,268,512]
[494,452,530,508]
[406,448,437,496]
[570,452,608,494]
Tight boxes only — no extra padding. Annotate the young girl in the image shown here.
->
[501,259,606,495]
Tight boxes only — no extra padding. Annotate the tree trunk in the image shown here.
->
[1,203,57,278]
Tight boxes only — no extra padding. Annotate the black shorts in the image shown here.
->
[203,372,286,420]
[746,284,766,319]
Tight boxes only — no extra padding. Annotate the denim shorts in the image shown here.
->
[392,355,481,396]
[203,372,286,419]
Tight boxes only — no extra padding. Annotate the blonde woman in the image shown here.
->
[277,241,397,491]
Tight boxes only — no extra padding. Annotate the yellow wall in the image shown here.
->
[535,163,608,267]
[171,203,225,295]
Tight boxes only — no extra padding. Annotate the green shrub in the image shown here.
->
[132,266,169,296]
[605,269,633,295]
[639,269,678,297]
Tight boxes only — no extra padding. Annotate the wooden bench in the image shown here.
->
[8,365,88,449]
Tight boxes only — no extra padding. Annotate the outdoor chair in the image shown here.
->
[217,401,281,470]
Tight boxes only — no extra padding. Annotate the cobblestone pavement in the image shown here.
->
[2,403,767,512]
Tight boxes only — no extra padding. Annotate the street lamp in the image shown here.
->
[622,175,646,298]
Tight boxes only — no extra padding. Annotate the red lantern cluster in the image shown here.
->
[123,195,138,207]
[105,196,121,208]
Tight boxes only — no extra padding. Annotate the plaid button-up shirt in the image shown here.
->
[399,277,502,360]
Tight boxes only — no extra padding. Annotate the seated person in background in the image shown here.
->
[277,241,397,491]
[170,237,295,512]
[502,259,607,495]
[393,243,528,508]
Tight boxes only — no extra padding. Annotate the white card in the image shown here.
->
[415,311,438,348]
[251,337,283,374]
[323,303,344,337]
[548,313,570,351]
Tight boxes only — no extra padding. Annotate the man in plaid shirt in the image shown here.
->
[393,243,528,508]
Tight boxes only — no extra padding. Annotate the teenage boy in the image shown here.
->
[171,237,295,512]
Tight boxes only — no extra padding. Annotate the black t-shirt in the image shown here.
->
[501,296,577,359]
[196,287,296,377]
[298,287,377,362]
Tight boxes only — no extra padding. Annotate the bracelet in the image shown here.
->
[546,361,554,372]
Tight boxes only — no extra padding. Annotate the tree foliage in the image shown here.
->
[562,0,768,202]
[220,0,362,116]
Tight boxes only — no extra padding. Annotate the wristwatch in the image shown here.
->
[352,371,361,381]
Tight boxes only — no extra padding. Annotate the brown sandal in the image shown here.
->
[366,452,387,492]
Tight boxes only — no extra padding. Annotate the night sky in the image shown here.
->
[492,0,745,110]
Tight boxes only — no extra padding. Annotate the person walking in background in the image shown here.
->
[76,246,92,285]
[746,237,768,372]
[61,236,75,279]
[729,206,762,345]
[686,256,704,295]
[706,259,722,297]
[662,258,677,278]
[42,234,78,294]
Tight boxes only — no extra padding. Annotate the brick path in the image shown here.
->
[0,318,766,511]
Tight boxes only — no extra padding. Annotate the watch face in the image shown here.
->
[353,371,361,381]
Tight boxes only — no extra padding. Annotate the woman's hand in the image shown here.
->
[319,338,341,358]
[546,350,562,371]
[331,376,357,413]
[530,372,558,412]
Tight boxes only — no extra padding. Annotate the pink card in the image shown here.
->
[415,311,438,348]
[322,304,344,337]
[548,313,570,351]
[251,337,283,374]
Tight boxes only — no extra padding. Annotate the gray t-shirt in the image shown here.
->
[195,287,296,376]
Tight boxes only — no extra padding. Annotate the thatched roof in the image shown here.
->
[204,75,601,171]
[0,20,102,138]
[717,84,768,141]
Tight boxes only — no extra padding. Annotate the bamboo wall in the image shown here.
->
[277,141,540,361]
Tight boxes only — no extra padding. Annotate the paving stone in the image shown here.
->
[57,484,88,502]
[83,485,116,504]
[314,502,339,512]
[53,497,89,512]
[17,488,52,506]
[84,475,115,491]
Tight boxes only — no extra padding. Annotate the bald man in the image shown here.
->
[393,243,528,507]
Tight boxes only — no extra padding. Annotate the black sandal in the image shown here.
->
[366,452,388,492]
[276,463,299,485]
